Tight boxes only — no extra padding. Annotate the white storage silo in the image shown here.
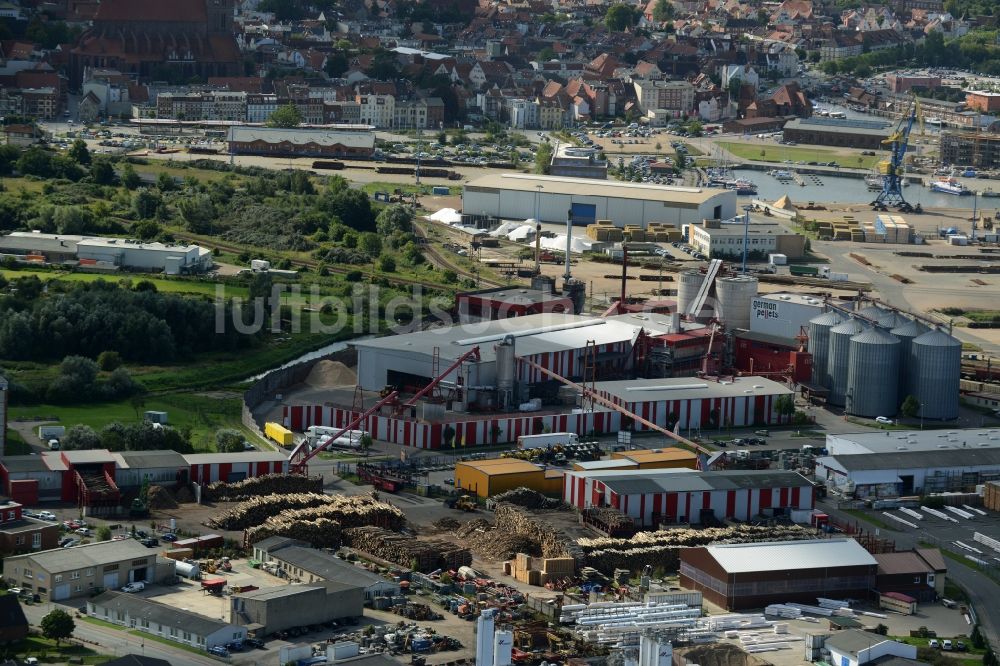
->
[715,276,758,330]
[677,270,705,315]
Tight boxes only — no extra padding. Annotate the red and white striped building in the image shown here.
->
[282,376,793,449]
[563,468,814,526]
[595,376,793,430]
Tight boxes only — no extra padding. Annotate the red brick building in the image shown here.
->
[0,499,60,554]
[69,0,241,87]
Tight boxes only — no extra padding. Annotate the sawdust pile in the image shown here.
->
[304,360,357,389]
[146,485,178,509]
[175,486,195,503]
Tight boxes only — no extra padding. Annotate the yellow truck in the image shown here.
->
[264,422,293,447]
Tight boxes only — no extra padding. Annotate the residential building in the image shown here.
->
[247,94,279,123]
[966,91,1000,113]
[538,99,567,130]
[632,79,695,116]
[205,91,247,121]
[3,125,37,147]
[940,129,1000,169]
[879,94,979,128]
[231,581,364,635]
[267,546,400,600]
[819,33,863,61]
[0,499,59,554]
[88,591,246,651]
[3,539,173,601]
[20,88,59,119]
[356,94,394,128]
[507,99,539,130]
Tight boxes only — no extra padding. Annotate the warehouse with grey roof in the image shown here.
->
[462,173,736,226]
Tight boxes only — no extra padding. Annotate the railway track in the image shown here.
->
[409,221,505,288]
[172,232,460,291]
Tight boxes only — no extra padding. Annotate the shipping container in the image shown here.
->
[827,272,849,282]
[37,425,65,440]
[264,422,293,446]
[789,265,820,276]
[768,253,787,265]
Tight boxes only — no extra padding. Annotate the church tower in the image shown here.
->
[206,0,234,33]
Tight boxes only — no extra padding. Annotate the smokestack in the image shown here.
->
[534,221,542,275]
[564,209,572,282]
[620,244,628,308]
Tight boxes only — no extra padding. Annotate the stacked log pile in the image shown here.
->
[343,526,471,572]
[204,474,323,502]
[243,498,404,547]
[578,524,813,573]
[209,493,332,530]
[493,504,581,561]
[244,517,342,549]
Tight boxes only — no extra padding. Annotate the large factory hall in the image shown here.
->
[280,259,963,451]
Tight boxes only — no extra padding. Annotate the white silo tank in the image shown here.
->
[494,630,513,666]
[677,270,704,315]
[495,335,516,411]
[715,276,758,330]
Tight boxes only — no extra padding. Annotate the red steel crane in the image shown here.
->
[288,346,481,473]
[516,356,714,457]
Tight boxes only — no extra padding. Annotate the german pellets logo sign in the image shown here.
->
[752,299,779,320]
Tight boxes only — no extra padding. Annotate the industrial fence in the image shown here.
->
[240,347,358,445]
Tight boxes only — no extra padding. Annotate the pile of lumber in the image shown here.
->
[203,474,323,502]
[244,517,342,549]
[209,493,404,531]
[578,524,813,573]
[343,526,471,572]
[486,487,565,511]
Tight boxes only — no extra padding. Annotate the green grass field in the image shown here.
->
[716,141,881,169]
[10,391,253,451]
[7,634,110,665]
[0,269,246,298]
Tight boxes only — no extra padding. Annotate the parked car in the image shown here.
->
[208,646,230,657]
[942,640,953,651]
[955,641,967,652]
[929,639,940,649]
[38,511,57,521]
[875,416,894,425]
[161,533,178,542]
[244,638,265,649]
[76,528,93,536]
[61,539,79,548]
[121,582,145,593]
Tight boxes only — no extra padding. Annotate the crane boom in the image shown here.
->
[288,346,481,472]
[873,97,918,212]
[516,356,714,457]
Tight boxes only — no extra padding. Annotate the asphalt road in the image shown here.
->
[818,499,1000,651]
[20,600,220,665]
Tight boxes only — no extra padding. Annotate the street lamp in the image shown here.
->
[920,402,925,430]
[741,204,754,275]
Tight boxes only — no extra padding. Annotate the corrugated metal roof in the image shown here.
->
[183,452,287,464]
[705,538,877,573]
[827,428,1000,454]
[578,469,811,495]
[873,551,932,575]
[595,376,792,403]
[458,459,542,475]
[89,591,234,636]
[819,447,1000,470]
[230,126,375,148]
[464,173,730,204]
[620,449,697,462]
[9,539,153,573]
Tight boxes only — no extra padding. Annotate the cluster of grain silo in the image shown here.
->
[807,304,961,420]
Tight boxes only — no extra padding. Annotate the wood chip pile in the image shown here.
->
[146,485,178,510]
[203,474,324,502]
[485,487,566,511]
[343,526,472,572]
[578,524,814,573]
[209,493,404,531]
